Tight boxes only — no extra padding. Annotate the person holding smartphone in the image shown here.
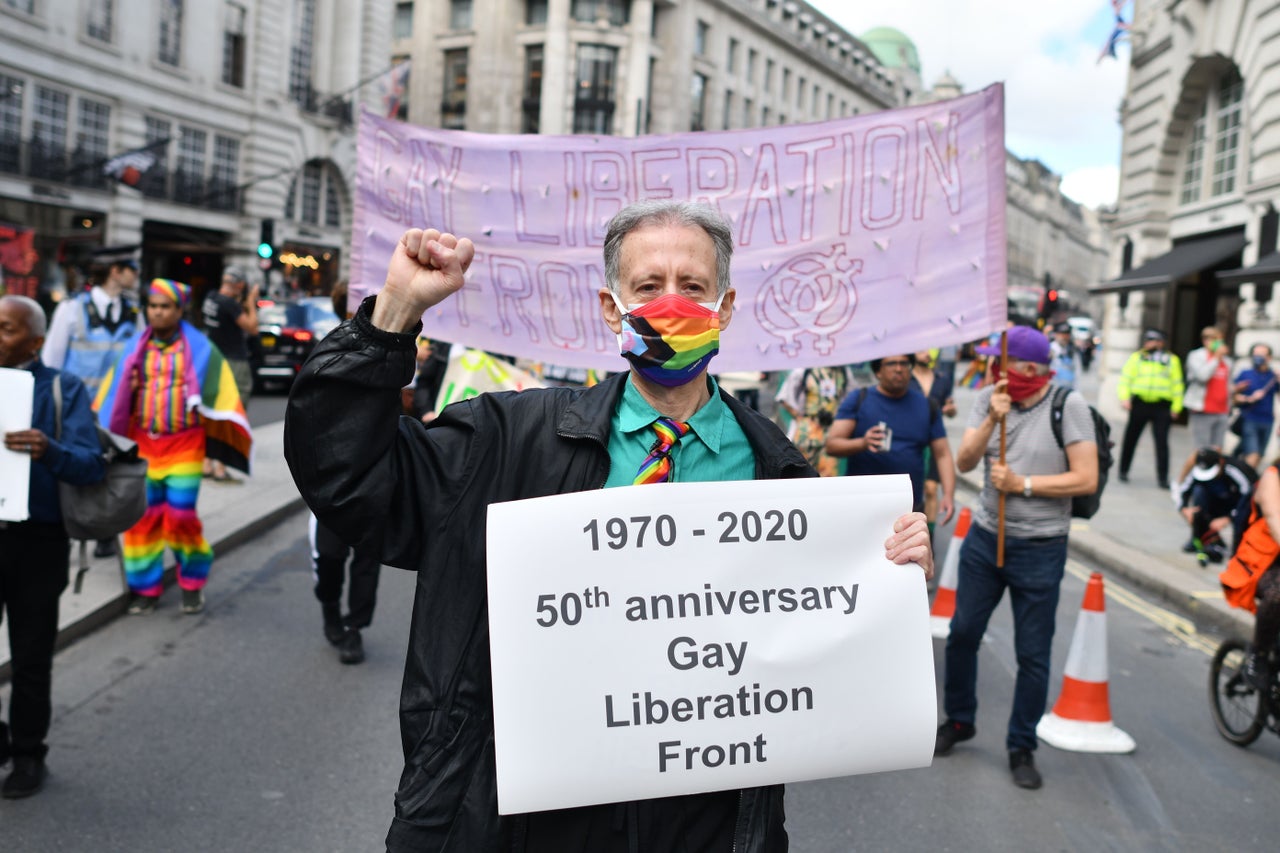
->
[1183,326,1232,451]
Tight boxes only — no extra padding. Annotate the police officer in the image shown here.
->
[1118,329,1184,489]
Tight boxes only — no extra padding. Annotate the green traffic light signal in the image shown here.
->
[258,242,273,260]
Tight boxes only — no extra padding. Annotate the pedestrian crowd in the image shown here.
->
[3,206,1277,853]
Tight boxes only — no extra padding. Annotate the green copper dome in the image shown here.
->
[861,27,921,75]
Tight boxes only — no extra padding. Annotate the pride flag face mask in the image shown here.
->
[612,292,724,387]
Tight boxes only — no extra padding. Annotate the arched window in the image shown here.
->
[283,159,345,228]
[1180,71,1244,205]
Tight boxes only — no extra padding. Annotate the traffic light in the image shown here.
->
[256,216,273,258]
[1039,287,1059,323]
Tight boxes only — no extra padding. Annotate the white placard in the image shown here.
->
[0,367,34,522]
[486,474,936,815]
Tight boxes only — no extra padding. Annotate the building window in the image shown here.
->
[324,169,342,227]
[1211,74,1243,197]
[826,92,834,119]
[690,72,707,132]
[522,44,543,133]
[782,68,791,102]
[797,75,805,108]
[764,58,774,92]
[743,97,753,127]
[761,105,770,125]
[222,2,247,88]
[289,0,317,108]
[86,0,114,42]
[573,43,617,134]
[3,0,35,14]
[722,89,733,131]
[174,125,207,200]
[441,48,468,130]
[393,1,413,38]
[1180,71,1245,205]
[727,38,739,74]
[301,161,322,224]
[157,0,183,66]
[747,49,757,85]
[571,0,627,26]
[450,0,472,29]
[30,85,68,180]
[695,20,709,55]
[140,116,170,197]
[73,98,110,188]
[0,74,21,174]
[209,134,240,211]
[526,0,547,25]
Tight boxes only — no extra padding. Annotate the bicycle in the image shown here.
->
[1209,637,1280,746]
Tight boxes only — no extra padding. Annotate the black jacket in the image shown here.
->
[285,300,813,852]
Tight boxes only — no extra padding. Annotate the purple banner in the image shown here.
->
[351,84,1007,371]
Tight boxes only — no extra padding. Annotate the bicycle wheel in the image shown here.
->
[1209,638,1266,746]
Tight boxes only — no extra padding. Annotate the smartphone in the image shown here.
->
[878,421,893,452]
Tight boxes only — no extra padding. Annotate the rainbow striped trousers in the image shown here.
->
[122,427,214,597]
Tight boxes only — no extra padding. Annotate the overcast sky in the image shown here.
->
[810,0,1129,209]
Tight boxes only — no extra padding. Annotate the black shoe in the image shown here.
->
[321,603,345,646]
[1158,480,1170,490]
[1205,543,1226,564]
[93,538,117,558]
[1182,539,1197,553]
[934,720,975,756]
[181,588,205,614]
[0,724,10,768]
[1008,749,1042,790]
[1118,472,1129,483]
[126,593,158,615]
[1243,650,1271,692]
[337,629,365,665]
[2,756,46,799]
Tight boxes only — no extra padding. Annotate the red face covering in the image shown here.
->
[991,363,1053,402]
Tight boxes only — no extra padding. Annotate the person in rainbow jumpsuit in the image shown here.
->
[95,278,252,615]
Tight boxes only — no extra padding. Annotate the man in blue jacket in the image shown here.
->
[0,295,106,799]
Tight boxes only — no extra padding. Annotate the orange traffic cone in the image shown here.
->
[1036,572,1136,753]
[929,507,970,638]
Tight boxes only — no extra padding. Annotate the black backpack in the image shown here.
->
[1047,386,1113,519]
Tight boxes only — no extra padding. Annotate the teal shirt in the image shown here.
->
[604,375,756,487]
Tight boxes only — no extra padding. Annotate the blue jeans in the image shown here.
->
[943,524,1067,751]
[1239,418,1272,460]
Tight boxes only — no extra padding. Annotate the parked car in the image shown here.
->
[252,297,341,390]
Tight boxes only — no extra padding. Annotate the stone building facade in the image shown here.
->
[1096,0,1280,417]
[395,0,914,138]
[0,0,391,307]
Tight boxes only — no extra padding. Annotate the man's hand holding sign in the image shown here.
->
[286,201,934,851]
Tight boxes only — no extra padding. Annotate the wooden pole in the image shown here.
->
[997,330,1008,568]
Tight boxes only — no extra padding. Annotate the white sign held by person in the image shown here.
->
[0,367,34,522]
[486,474,936,814]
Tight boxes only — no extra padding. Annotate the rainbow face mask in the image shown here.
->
[612,292,724,387]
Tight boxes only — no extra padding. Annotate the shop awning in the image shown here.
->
[1091,232,1248,294]
[1216,250,1280,286]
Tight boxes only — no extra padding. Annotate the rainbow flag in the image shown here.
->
[95,320,253,473]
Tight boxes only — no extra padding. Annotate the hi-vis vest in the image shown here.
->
[1118,350,1184,411]
[64,293,138,399]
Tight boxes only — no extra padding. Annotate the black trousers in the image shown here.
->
[1119,399,1172,482]
[0,523,70,760]
[309,517,381,629]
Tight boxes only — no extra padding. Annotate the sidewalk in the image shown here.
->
[945,377,1254,640]
[0,419,306,679]
[1,379,1257,679]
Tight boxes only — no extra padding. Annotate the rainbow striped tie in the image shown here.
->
[634,417,692,485]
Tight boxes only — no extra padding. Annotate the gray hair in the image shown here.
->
[1,295,47,337]
[603,200,734,297]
